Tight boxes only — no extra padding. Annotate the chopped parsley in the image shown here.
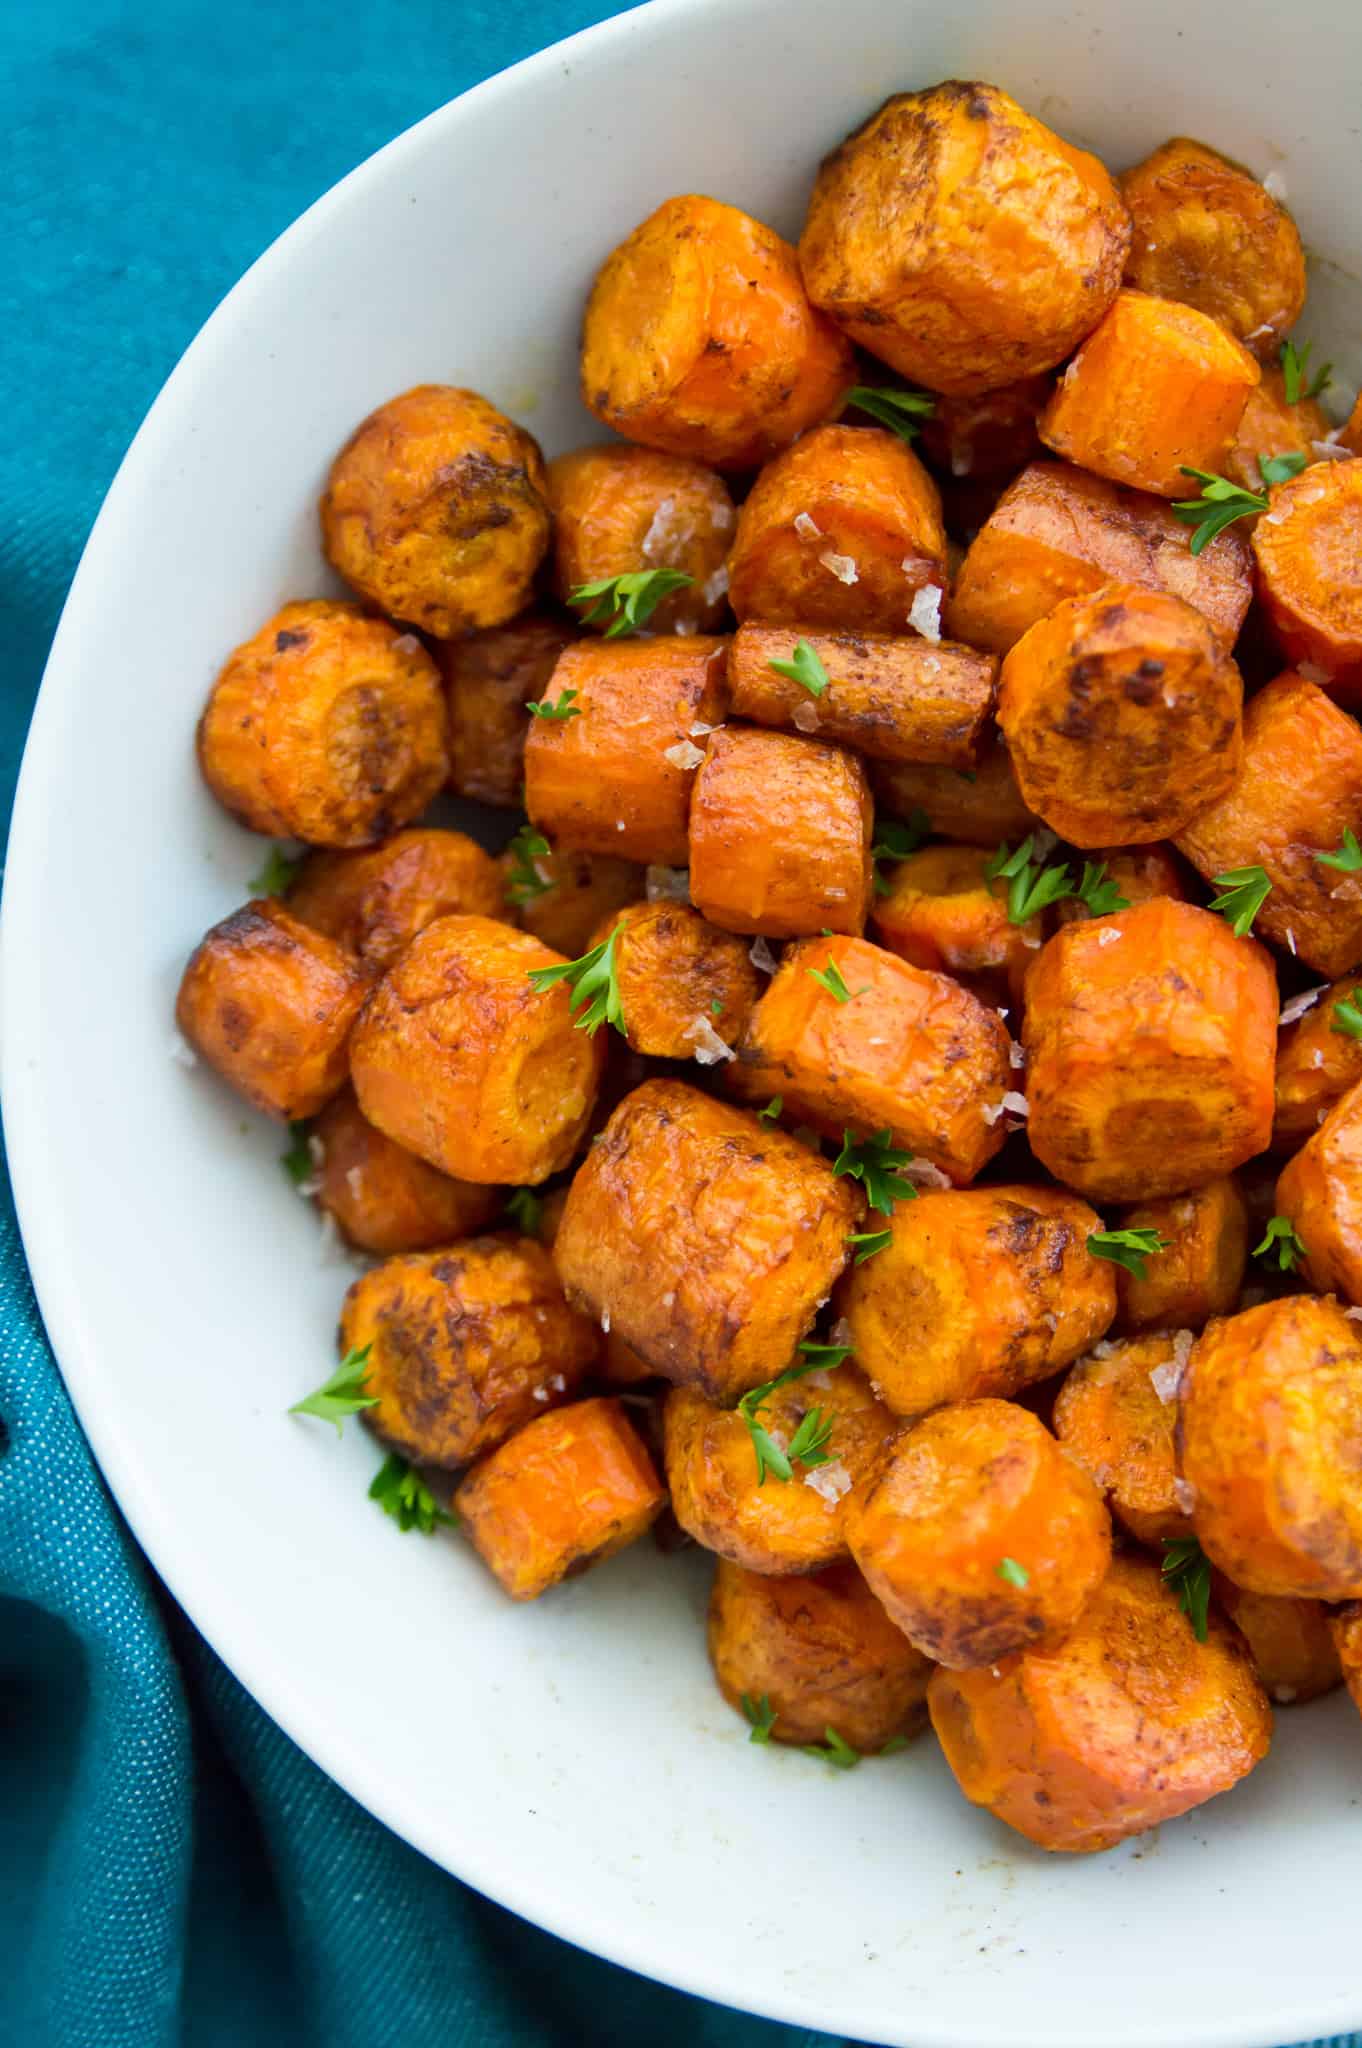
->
[871,809,932,896]
[738,1348,842,1487]
[1280,337,1332,406]
[846,1227,894,1265]
[504,1187,543,1235]
[1208,865,1272,937]
[527,927,624,1036]
[288,1347,378,1435]
[741,1692,777,1743]
[1086,1226,1170,1280]
[249,845,303,897]
[1162,1536,1212,1642]
[1075,860,1130,917]
[1172,453,1307,554]
[1253,1215,1306,1272]
[767,637,829,699]
[504,825,554,904]
[803,1727,861,1769]
[568,569,694,636]
[844,384,935,443]
[1316,828,1362,873]
[986,836,1075,924]
[525,688,581,721]
[757,1096,784,1124]
[1332,988,1362,1039]
[996,1557,1029,1589]
[281,1120,314,1187]
[369,1454,457,1535]
[806,958,868,1004]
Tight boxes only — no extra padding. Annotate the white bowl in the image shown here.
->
[6,2,1362,2042]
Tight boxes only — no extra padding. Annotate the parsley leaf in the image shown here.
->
[1254,1215,1307,1271]
[758,1096,783,1124]
[1332,988,1362,1039]
[879,1734,910,1755]
[741,1692,777,1743]
[1316,828,1362,873]
[527,927,624,1036]
[1162,1536,1212,1642]
[845,384,935,443]
[847,1227,894,1264]
[872,809,932,896]
[768,637,830,698]
[504,825,554,904]
[288,1347,378,1435]
[1209,865,1272,937]
[1280,337,1333,406]
[1173,455,1307,554]
[568,569,694,637]
[786,1408,835,1469]
[1075,860,1130,917]
[738,1345,852,1486]
[996,1557,1029,1589]
[834,1128,918,1215]
[281,1120,314,1187]
[369,1453,457,1534]
[504,1187,543,1235]
[795,1338,855,1369]
[806,958,868,1004]
[804,1726,861,1768]
[525,688,581,721]
[986,836,1075,924]
[1086,1226,1170,1280]
[249,845,303,897]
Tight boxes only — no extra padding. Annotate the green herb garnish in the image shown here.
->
[872,809,932,897]
[986,836,1075,924]
[281,1120,314,1187]
[369,1454,457,1534]
[527,927,624,1036]
[568,569,694,637]
[525,688,582,721]
[1316,829,1362,873]
[504,826,554,904]
[1280,337,1333,406]
[833,1128,918,1215]
[1332,988,1362,1039]
[768,637,829,699]
[1209,865,1272,937]
[803,1727,861,1769]
[758,1096,783,1124]
[1162,1537,1212,1642]
[738,1349,844,1486]
[288,1347,378,1436]
[504,1187,543,1235]
[1075,860,1130,917]
[845,385,935,443]
[1254,1215,1306,1272]
[742,1693,777,1743]
[249,845,303,897]
[996,1557,1029,1589]
[1173,454,1307,554]
[846,1228,894,1264]
[806,958,868,1004]
[1086,1226,1170,1280]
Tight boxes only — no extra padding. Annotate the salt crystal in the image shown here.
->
[663,740,705,770]
[689,720,721,738]
[749,936,779,974]
[1001,1090,1029,1118]
[1097,928,1122,947]
[308,1134,326,1168]
[714,501,736,532]
[901,1158,952,1190]
[820,550,859,585]
[804,1461,852,1504]
[1273,1685,1298,1704]
[791,699,820,732]
[702,564,730,605]
[1172,1476,1197,1514]
[1279,985,1327,1025]
[532,1385,549,1403]
[981,1100,1005,1125]
[601,1309,611,1333]
[996,1007,1009,1022]
[1263,169,1288,202]
[1090,1339,1119,1359]
[391,633,422,654]
[1285,927,1298,955]
[296,1175,323,1200]
[1311,1048,1325,1069]
[551,1374,566,1393]
[1009,1042,1026,1069]
[908,584,943,642]
[793,512,822,540]
[1345,1307,1362,1321]
[1298,661,1333,684]
[829,1317,853,1349]
[682,1013,736,1065]
[1244,321,1277,344]
[1312,439,1350,461]
[1172,1330,1194,1374]
[672,619,697,636]
[641,496,679,561]
[645,864,690,903]
[169,1032,198,1068]
[1149,1357,1183,1406]
[346,1166,363,1199]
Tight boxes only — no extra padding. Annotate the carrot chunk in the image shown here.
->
[349,913,605,1185]
[838,1185,1115,1416]
[1055,844,1187,926]
[947,460,1252,655]
[1180,1296,1362,1598]
[1023,899,1276,1201]
[310,1088,500,1254]
[175,899,366,1121]
[928,1555,1270,1852]
[870,735,1039,847]
[1252,457,1362,692]
[729,934,1012,1184]
[455,1397,667,1600]
[1225,367,1332,491]
[663,1363,896,1574]
[726,624,994,768]
[1039,290,1260,497]
[799,82,1129,396]
[688,727,872,938]
[1212,1580,1342,1706]
[1273,978,1362,1149]
[580,195,854,471]
[547,444,735,634]
[523,636,728,866]
[197,601,449,848]
[997,583,1242,846]
[1275,1076,1362,1303]
[287,829,504,975]
[1119,138,1306,357]
[440,612,576,809]
[1175,670,1362,978]
[338,1236,600,1468]
[1052,1333,1193,1546]
[709,1560,933,1753]
[727,426,947,634]
[870,842,1042,1005]
[1113,1177,1249,1331]
[553,1079,859,1402]
[918,375,1052,481]
[591,898,759,1059]
[508,843,645,959]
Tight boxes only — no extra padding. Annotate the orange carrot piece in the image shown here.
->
[1055,844,1186,925]
[1052,1333,1194,1546]
[1329,1603,1362,1720]
[509,844,645,960]
[727,623,995,767]
[287,829,504,975]
[870,735,1039,847]
[589,897,759,1059]
[1212,1580,1342,1706]
[1113,1177,1249,1331]
[547,443,735,634]
[310,1088,501,1254]
[1252,457,1362,693]
[441,612,577,809]
[918,375,1052,481]
[1225,367,1332,491]
[1275,1075,1362,1303]
[1273,977,1362,1149]
[870,842,1042,1005]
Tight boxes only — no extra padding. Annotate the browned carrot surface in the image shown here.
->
[727,624,995,767]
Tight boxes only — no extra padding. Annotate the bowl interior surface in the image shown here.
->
[6,1,1362,2043]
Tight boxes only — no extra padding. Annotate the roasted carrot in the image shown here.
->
[598,1331,656,1387]
[1119,139,1306,357]
[1251,457,1362,692]
[580,194,854,470]
[337,1235,600,1467]
[455,1397,667,1600]
[869,735,1039,847]
[1113,1177,1249,1331]
[349,913,605,1185]
[321,384,551,637]
[688,727,873,939]
[553,1079,860,1402]
[663,1362,896,1574]
[1180,1296,1362,1598]
[997,583,1243,846]
[441,612,577,809]
[1273,977,1362,1149]
[197,601,450,848]
[928,1555,1271,1852]
[1175,670,1362,977]
[508,843,645,959]
[838,1185,1115,1416]
[1329,1604,1362,1720]
[799,82,1129,396]
[849,1399,1111,1667]
[588,897,759,1060]
[1212,1580,1342,1706]
[708,1558,934,1752]
[726,426,948,634]
[522,636,728,866]
[870,842,1043,1005]
[547,444,735,634]
[1052,1333,1194,1546]
[309,1087,501,1254]
[726,624,995,768]
[175,899,367,1120]
[729,934,1013,1184]
[286,829,504,975]
[1039,290,1260,496]
[1023,899,1277,1201]
[1055,844,1187,926]
[918,375,1052,481]
[1275,1075,1362,1302]
[947,460,1252,655]
[1225,367,1333,492]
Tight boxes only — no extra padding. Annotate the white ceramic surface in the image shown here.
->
[6,1,1362,2042]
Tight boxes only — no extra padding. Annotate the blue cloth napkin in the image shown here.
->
[0,6,1357,2047]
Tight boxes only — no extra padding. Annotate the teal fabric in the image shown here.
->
[0,6,1358,2047]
